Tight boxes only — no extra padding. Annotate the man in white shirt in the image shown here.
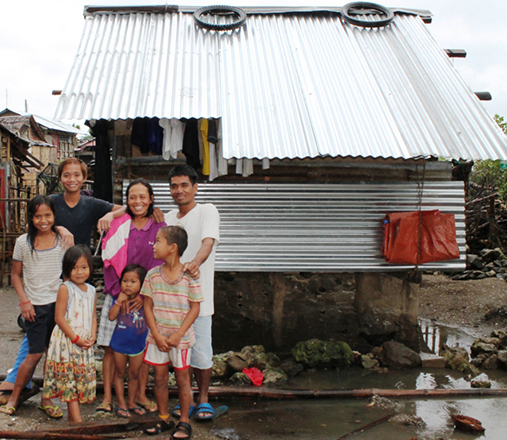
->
[165,164,220,420]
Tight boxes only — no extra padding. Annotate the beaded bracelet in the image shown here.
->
[71,335,80,344]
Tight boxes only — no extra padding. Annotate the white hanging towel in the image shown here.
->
[159,118,185,160]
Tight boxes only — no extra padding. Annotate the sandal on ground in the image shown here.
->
[137,400,157,412]
[144,419,175,436]
[0,405,16,416]
[128,405,146,416]
[171,403,195,418]
[38,404,63,418]
[116,407,130,418]
[96,402,113,412]
[194,402,215,421]
[171,421,192,439]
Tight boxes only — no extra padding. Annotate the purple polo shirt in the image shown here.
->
[103,217,166,297]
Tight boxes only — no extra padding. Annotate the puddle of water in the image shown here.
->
[208,322,506,439]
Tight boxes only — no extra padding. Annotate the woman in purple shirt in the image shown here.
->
[96,178,165,414]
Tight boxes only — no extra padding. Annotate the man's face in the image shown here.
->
[60,163,85,194]
[170,175,197,206]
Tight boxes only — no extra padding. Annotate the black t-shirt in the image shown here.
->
[50,193,113,247]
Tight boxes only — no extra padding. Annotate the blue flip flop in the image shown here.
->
[171,403,195,418]
[195,402,215,421]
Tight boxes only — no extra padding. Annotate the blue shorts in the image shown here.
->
[190,315,213,370]
[24,303,56,354]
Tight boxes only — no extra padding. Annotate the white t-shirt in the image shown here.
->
[165,204,220,316]
[12,234,65,305]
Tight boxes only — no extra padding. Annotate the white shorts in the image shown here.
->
[143,342,191,370]
[191,315,213,370]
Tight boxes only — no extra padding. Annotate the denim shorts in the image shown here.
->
[24,303,56,354]
[190,315,213,370]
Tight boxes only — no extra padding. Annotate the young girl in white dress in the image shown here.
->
[43,245,97,423]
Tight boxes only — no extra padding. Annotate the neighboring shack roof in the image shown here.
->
[0,108,86,135]
[0,115,51,147]
[54,4,507,161]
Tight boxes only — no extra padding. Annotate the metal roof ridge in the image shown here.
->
[83,4,432,23]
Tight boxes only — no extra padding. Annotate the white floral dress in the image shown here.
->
[43,281,96,403]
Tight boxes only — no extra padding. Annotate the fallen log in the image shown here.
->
[3,374,507,400]
[206,386,507,399]
[41,419,159,435]
[0,432,115,440]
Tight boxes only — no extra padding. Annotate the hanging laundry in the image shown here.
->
[148,117,164,155]
[131,117,150,154]
[209,141,218,181]
[159,118,185,160]
[216,120,228,177]
[200,119,211,176]
[131,117,164,155]
[236,158,253,177]
[181,118,201,171]
[208,119,219,144]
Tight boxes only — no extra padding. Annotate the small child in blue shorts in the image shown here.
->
[108,264,149,418]
[142,226,203,438]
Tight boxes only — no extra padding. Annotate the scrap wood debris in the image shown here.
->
[0,418,160,440]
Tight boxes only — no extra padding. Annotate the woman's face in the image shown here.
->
[127,183,153,219]
[32,203,55,233]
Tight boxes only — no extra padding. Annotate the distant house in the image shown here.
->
[75,137,96,167]
[0,108,83,161]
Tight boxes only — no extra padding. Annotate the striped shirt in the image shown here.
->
[13,234,65,305]
[141,265,203,349]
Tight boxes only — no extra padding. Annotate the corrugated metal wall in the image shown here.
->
[140,180,466,272]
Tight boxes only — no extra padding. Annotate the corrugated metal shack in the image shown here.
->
[55,4,507,350]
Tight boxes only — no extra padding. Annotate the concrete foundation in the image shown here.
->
[212,271,421,353]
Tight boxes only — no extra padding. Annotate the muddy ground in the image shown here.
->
[0,273,506,437]
[419,273,507,335]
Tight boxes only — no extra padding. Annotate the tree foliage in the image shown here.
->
[465,115,507,253]
[469,115,507,203]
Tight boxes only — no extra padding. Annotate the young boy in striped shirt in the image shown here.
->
[142,226,202,438]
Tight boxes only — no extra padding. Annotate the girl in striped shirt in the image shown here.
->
[0,195,65,418]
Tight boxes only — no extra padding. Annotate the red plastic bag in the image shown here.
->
[243,367,264,386]
[382,210,459,265]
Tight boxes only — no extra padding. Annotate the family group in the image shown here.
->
[0,159,219,439]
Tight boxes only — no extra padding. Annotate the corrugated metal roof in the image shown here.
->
[56,6,507,161]
[142,180,466,272]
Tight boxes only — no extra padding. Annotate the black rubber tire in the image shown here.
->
[341,2,394,28]
[194,5,247,31]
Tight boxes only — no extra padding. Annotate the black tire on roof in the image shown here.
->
[194,5,247,31]
[341,2,394,28]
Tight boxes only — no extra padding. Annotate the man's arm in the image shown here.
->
[56,226,74,248]
[97,204,125,233]
[97,206,164,232]
[182,237,215,278]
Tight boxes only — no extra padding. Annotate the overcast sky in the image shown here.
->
[1,1,506,123]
